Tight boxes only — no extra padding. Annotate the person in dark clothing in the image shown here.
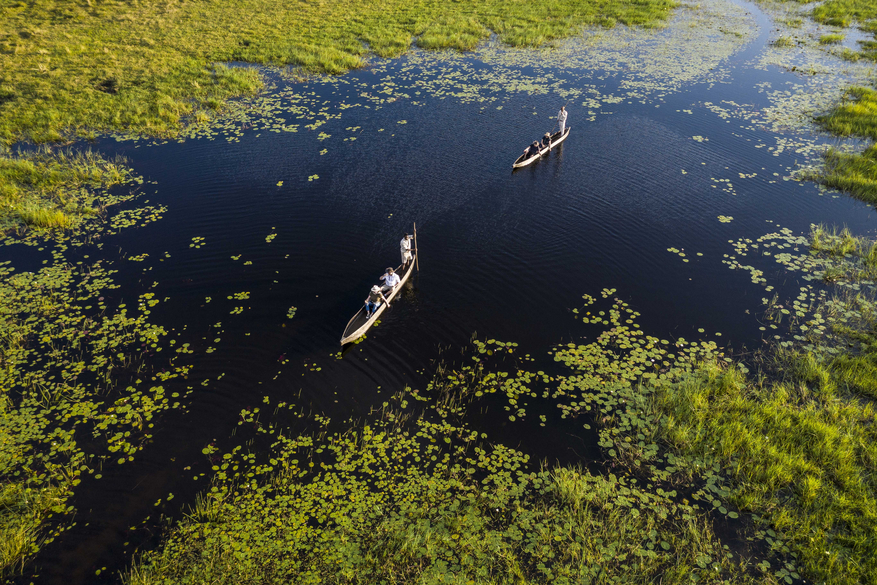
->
[541,132,552,149]
[524,141,542,158]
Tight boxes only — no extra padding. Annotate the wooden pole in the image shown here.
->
[413,222,420,272]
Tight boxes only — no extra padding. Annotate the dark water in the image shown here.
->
[10,1,877,582]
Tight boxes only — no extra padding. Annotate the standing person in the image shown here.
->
[557,105,568,135]
[364,285,388,318]
[380,267,400,295]
[400,234,414,268]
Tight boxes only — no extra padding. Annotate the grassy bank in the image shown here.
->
[813,86,877,204]
[812,0,877,60]
[0,0,675,145]
[0,0,677,232]
[787,0,877,203]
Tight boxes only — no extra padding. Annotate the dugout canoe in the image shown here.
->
[340,236,418,345]
[512,126,571,169]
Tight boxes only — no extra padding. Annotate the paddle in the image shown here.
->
[413,222,420,272]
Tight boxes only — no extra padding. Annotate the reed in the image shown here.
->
[0,147,131,231]
[0,482,65,578]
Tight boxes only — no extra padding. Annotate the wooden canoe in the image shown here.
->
[340,247,417,345]
[512,126,571,169]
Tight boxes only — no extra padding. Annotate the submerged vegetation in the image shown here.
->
[126,333,778,585]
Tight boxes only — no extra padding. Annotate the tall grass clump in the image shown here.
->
[820,146,877,204]
[819,33,845,44]
[0,481,65,578]
[643,238,877,585]
[818,86,877,139]
[813,86,877,204]
[651,357,877,584]
[0,147,131,231]
[809,223,877,279]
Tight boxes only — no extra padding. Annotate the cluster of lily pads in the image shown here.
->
[125,217,877,585]
[0,179,196,576]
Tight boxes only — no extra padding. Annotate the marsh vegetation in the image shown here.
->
[2,0,877,582]
[0,147,132,230]
[126,250,877,584]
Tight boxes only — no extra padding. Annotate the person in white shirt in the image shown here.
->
[380,267,400,294]
[558,105,568,134]
[400,234,414,268]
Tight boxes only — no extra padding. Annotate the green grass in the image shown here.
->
[637,233,877,584]
[772,0,877,60]
[547,282,877,584]
[0,147,131,231]
[818,86,877,140]
[0,481,65,579]
[819,33,845,44]
[813,86,877,204]
[0,0,676,145]
[772,36,797,47]
[651,355,877,585]
[813,0,877,30]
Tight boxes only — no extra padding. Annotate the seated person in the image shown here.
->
[364,285,388,318]
[380,267,400,294]
[525,141,542,158]
[541,132,552,149]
